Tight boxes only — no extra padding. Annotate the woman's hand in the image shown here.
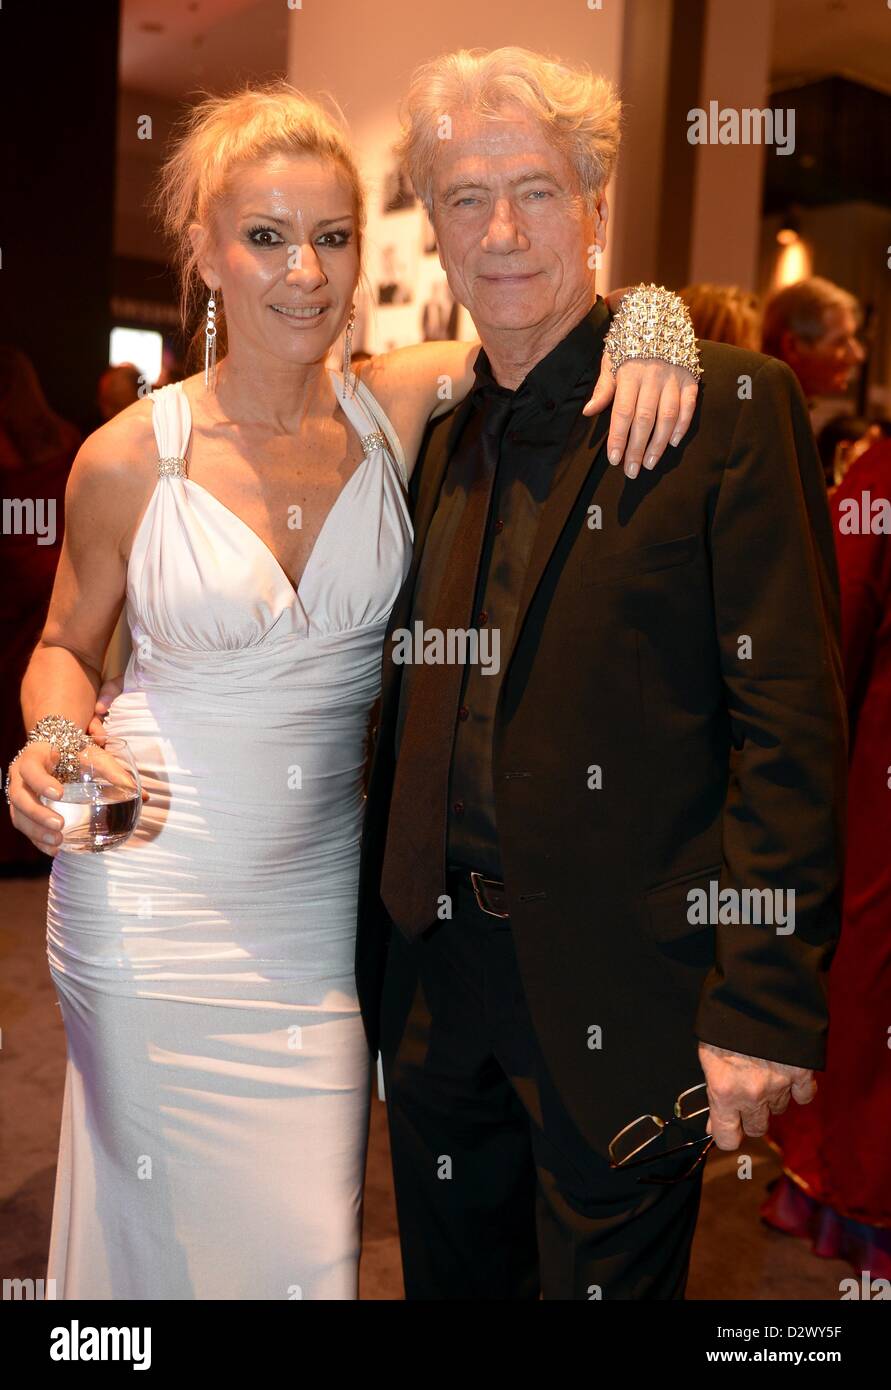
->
[7,743,71,856]
[583,356,699,479]
[8,706,146,856]
[8,722,147,858]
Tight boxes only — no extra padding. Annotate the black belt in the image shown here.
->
[448,866,510,919]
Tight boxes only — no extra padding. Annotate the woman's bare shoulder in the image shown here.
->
[172,370,207,417]
[75,396,156,470]
[351,352,441,479]
[65,396,159,531]
[353,348,431,415]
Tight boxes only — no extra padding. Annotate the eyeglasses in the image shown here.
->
[608,1083,715,1185]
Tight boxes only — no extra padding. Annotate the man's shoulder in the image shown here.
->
[698,340,797,393]
[411,400,468,496]
[696,341,804,431]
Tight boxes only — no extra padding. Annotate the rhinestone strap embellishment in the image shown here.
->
[360,431,387,458]
[158,456,188,477]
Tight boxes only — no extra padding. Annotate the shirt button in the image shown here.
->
[452,800,465,816]
[458,706,469,721]
[494,518,504,534]
[478,610,488,625]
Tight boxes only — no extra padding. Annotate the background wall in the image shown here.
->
[687,0,774,288]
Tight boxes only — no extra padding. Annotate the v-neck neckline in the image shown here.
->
[170,372,374,604]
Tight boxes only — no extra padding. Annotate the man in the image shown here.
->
[357,48,847,1299]
[762,276,865,402]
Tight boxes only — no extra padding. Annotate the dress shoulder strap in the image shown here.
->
[329,368,408,490]
[148,382,192,478]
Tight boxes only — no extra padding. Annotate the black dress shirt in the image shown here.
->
[395,298,608,880]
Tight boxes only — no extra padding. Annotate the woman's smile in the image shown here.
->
[268,302,331,323]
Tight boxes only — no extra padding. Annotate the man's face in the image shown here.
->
[783,305,864,397]
[430,105,605,338]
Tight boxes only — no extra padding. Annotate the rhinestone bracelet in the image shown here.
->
[604,283,704,381]
[4,714,95,805]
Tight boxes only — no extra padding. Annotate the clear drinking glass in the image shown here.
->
[40,736,142,853]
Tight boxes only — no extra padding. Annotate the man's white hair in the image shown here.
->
[395,46,623,216]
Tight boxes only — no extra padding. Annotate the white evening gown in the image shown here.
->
[44,370,412,1299]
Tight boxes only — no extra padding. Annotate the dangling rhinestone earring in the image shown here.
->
[342,304,357,396]
[204,287,219,391]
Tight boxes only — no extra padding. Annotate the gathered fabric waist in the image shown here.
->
[46,623,384,1001]
[124,621,388,715]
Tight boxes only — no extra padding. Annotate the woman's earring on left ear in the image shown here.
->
[205,288,219,392]
[342,304,357,396]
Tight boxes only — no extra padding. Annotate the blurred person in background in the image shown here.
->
[762,433,891,1279]
[762,277,865,408]
[0,347,80,874]
[816,414,882,491]
[97,362,143,422]
[680,283,762,352]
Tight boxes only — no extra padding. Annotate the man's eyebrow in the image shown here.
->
[441,169,563,201]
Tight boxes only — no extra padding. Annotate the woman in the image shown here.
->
[762,438,891,1278]
[679,283,762,352]
[815,414,881,491]
[6,81,699,1299]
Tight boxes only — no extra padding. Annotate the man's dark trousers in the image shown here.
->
[379,873,706,1301]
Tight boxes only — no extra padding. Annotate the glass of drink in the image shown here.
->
[40,736,142,853]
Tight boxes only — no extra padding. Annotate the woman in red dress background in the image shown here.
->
[0,348,80,874]
[762,437,891,1278]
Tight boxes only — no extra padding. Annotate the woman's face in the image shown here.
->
[194,153,360,370]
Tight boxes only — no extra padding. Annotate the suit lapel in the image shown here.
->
[498,404,614,685]
[378,396,475,719]
[405,396,474,603]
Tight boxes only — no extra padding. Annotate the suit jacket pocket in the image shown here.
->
[581,533,701,587]
[646,864,722,945]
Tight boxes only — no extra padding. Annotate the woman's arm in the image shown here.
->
[355,341,477,481]
[9,408,154,852]
[358,288,700,481]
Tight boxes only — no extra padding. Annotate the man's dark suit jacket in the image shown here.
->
[356,335,848,1157]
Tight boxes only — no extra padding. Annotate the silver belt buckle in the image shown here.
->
[470,871,509,919]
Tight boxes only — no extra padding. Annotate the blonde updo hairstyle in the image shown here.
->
[395,46,623,217]
[155,80,366,369]
[679,284,763,352]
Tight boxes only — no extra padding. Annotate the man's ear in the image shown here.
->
[593,191,609,251]
[430,212,445,272]
[188,222,219,290]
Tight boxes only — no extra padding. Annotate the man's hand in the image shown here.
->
[583,355,699,479]
[698,1041,817,1150]
[87,672,126,743]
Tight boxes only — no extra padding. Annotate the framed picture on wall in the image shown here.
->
[381,160,416,214]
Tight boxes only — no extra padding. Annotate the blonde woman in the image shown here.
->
[7,80,698,1300]
[679,283,763,352]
